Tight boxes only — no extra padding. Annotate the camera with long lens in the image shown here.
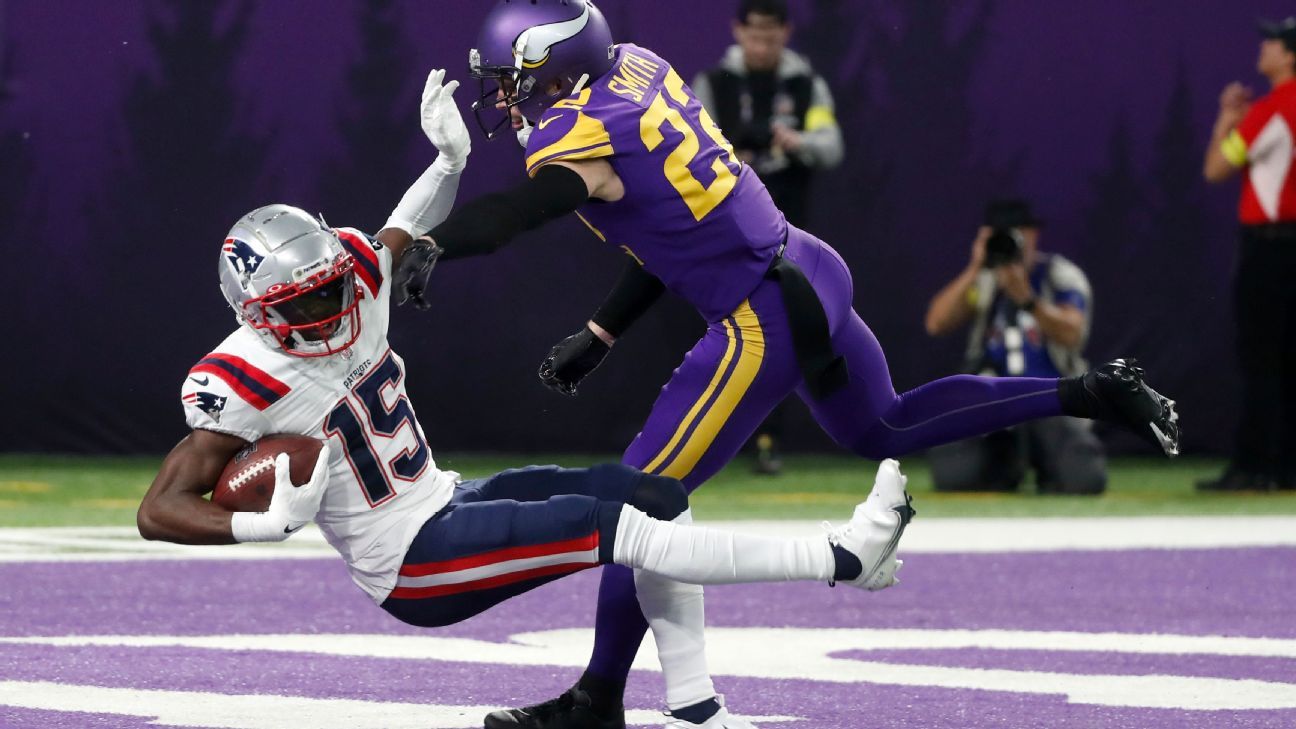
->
[983,227,1025,269]
[981,199,1038,269]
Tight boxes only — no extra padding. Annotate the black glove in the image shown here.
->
[394,239,444,309]
[538,327,611,396]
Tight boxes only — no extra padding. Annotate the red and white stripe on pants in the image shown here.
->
[389,532,601,600]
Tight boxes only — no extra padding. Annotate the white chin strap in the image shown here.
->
[516,117,533,148]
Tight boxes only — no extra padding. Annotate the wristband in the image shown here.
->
[230,511,283,543]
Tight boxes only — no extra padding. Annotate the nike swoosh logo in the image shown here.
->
[538,115,561,130]
[283,522,307,535]
[866,495,916,580]
[189,376,210,386]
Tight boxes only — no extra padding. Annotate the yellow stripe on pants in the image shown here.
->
[647,301,766,480]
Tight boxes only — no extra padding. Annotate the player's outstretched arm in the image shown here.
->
[137,429,252,545]
[377,69,472,263]
[394,163,595,309]
[538,257,665,396]
[592,257,666,337]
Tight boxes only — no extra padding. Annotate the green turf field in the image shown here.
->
[2,453,1294,527]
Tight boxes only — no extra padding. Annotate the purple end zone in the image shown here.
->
[0,548,1293,728]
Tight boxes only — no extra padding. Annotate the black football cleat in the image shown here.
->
[1066,359,1180,456]
[484,685,625,729]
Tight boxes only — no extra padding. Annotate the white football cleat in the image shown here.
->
[824,458,915,591]
[664,696,759,728]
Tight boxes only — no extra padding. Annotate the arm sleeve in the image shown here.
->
[793,75,845,170]
[591,256,667,338]
[382,155,463,237]
[428,164,591,261]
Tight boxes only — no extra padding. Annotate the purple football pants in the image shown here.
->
[586,226,1065,683]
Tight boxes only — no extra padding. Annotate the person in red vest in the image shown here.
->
[1202,17,1296,491]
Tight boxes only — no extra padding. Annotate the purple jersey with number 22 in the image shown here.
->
[523,44,787,322]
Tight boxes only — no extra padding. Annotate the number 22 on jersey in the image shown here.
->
[640,70,740,222]
[324,352,430,506]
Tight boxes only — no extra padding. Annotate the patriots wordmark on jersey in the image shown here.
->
[184,224,457,603]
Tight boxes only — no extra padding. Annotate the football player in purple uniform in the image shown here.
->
[136,68,919,729]
[395,2,1180,728]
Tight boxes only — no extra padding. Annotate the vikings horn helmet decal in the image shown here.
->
[516,5,592,69]
[469,0,615,137]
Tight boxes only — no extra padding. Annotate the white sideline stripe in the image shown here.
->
[898,515,1296,552]
[397,547,600,588]
[0,681,800,728]
[0,526,333,563]
[0,516,1292,564]
[6,629,1295,711]
[11,628,1295,661]
[0,532,246,553]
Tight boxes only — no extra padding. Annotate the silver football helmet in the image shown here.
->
[218,204,363,357]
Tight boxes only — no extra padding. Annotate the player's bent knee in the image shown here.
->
[382,597,472,628]
[848,423,916,461]
[627,472,689,521]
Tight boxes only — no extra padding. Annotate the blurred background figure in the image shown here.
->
[1200,17,1296,492]
[692,0,844,474]
[923,201,1107,494]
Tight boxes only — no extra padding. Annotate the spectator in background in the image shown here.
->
[693,0,844,474]
[1201,17,1296,492]
[923,201,1107,494]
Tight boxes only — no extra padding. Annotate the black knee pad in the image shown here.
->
[626,472,689,521]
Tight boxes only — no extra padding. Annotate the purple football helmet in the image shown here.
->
[469,0,615,139]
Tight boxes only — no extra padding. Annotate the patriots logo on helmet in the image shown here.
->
[183,391,228,422]
[223,238,265,287]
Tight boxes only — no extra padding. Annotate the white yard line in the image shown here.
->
[0,681,799,729]
[6,628,1296,712]
[0,516,1291,563]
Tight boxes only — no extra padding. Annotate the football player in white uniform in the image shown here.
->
[136,69,915,729]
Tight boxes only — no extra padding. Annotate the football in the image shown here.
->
[211,434,325,512]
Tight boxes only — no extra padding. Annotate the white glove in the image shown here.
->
[421,69,471,169]
[230,446,331,543]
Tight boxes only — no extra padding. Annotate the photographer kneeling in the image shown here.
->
[924,200,1107,494]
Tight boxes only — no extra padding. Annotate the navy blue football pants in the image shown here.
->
[381,463,685,628]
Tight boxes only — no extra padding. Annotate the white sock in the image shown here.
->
[633,509,715,710]
[613,505,835,584]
